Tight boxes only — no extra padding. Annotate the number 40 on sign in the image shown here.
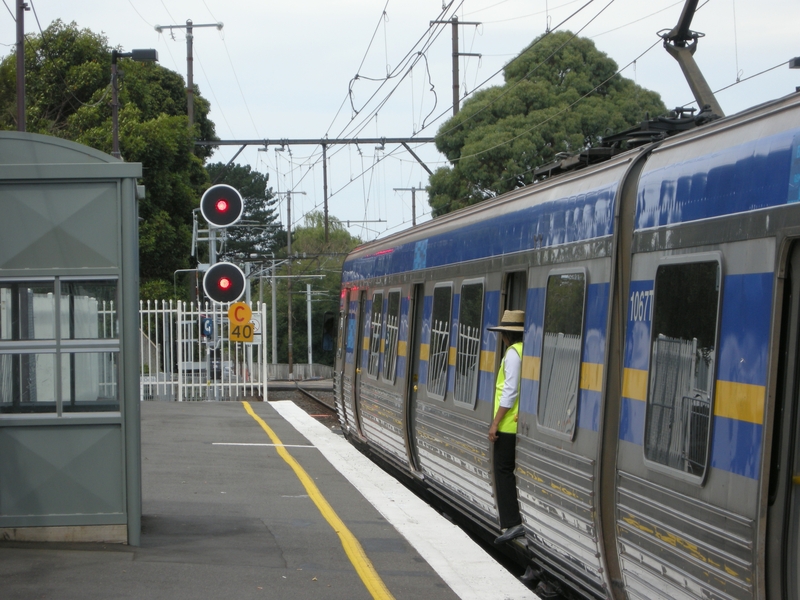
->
[227,302,254,343]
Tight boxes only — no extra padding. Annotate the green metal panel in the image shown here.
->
[0,181,119,270]
[0,423,125,519]
[0,131,142,543]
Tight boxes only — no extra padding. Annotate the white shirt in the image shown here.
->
[498,346,521,409]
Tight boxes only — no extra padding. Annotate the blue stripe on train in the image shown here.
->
[343,183,617,283]
[717,272,772,386]
[710,416,763,480]
[397,295,410,380]
[636,128,797,229]
[477,290,501,404]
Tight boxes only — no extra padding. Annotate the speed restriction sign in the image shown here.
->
[227,302,254,343]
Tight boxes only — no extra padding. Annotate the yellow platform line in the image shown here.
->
[242,401,394,600]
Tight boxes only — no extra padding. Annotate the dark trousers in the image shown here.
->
[493,431,522,529]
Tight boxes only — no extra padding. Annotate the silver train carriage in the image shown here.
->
[333,91,800,600]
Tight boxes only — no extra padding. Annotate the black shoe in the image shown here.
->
[520,565,542,585]
[494,523,525,544]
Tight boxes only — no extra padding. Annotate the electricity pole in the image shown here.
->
[275,190,305,378]
[16,1,29,131]
[393,184,424,227]
[431,16,481,115]
[154,20,223,128]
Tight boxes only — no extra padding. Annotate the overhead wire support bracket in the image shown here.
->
[431,16,482,115]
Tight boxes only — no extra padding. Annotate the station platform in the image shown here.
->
[0,400,538,600]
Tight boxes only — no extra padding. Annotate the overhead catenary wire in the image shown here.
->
[296,0,599,237]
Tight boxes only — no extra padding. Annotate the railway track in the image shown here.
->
[266,382,338,426]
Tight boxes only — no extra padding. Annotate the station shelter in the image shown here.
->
[0,131,142,544]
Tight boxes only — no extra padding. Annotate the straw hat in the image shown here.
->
[487,309,525,332]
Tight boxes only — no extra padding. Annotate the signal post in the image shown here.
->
[198,184,265,397]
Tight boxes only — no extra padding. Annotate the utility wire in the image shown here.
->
[126,0,154,28]
[323,1,391,136]
[27,1,112,110]
[425,0,606,144]
[2,0,15,21]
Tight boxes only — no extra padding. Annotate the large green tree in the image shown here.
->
[205,163,282,261]
[428,31,667,215]
[0,20,218,299]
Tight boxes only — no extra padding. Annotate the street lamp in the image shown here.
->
[111,48,158,159]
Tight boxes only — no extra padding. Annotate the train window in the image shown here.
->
[367,292,384,378]
[428,285,452,399]
[645,261,720,478]
[382,291,401,383]
[505,271,527,311]
[538,272,585,438]
[454,281,484,408]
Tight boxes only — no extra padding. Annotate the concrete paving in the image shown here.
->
[0,401,536,600]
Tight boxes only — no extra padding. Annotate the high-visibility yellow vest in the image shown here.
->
[493,342,523,434]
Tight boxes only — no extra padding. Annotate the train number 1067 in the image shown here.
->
[630,289,654,322]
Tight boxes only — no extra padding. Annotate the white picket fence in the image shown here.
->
[139,300,268,402]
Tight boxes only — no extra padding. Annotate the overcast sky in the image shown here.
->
[2,0,799,241]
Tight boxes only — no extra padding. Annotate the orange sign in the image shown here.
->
[227,303,254,343]
[227,302,252,325]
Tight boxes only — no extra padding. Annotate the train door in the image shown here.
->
[405,283,425,473]
[352,290,369,437]
[491,271,527,522]
[766,242,800,600]
[342,288,366,437]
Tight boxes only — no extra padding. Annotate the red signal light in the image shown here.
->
[203,262,246,303]
[201,184,243,227]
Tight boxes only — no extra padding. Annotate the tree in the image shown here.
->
[428,31,667,216]
[0,20,218,300]
[267,212,361,366]
[205,163,282,261]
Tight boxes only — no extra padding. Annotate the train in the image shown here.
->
[333,89,800,600]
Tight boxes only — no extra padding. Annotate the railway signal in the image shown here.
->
[200,183,244,228]
[203,262,246,304]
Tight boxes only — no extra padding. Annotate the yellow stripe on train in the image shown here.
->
[419,343,429,362]
[714,380,765,425]
[623,368,765,425]
[397,340,407,357]
[479,350,496,372]
[623,368,648,402]
[521,356,540,381]
[580,362,604,392]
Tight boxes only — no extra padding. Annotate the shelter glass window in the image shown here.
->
[0,352,57,412]
[367,292,384,377]
[382,291,401,383]
[0,277,120,415]
[0,281,56,340]
[538,272,585,438]
[60,280,118,339]
[428,285,452,399]
[62,352,119,412]
[454,281,483,408]
[645,261,719,478]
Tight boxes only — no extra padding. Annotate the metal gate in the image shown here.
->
[139,300,267,401]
